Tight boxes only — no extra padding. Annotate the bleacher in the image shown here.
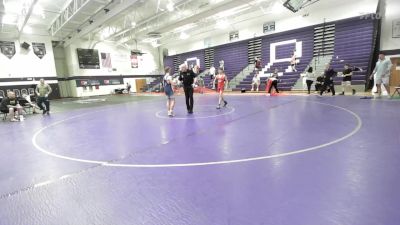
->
[214,41,249,82]
[164,17,375,92]
[331,19,374,86]
[232,27,314,91]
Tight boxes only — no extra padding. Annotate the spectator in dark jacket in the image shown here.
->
[0,91,23,122]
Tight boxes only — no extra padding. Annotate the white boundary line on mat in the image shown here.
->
[32,101,362,168]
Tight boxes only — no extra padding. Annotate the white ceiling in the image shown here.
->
[0,0,283,42]
[0,0,379,47]
[1,0,67,36]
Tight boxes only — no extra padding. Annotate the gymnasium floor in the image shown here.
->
[0,93,399,225]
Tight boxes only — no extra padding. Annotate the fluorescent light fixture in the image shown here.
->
[23,26,33,34]
[173,23,197,33]
[2,14,17,24]
[179,32,189,40]
[142,37,160,43]
[100,29,112,40]
[166,1,174,12]
[272,1,285,13]
[216,20,229,29]
[215,5,251,18]
[283,0,321,13]
[4,2,21,14]
[33,5,46,18]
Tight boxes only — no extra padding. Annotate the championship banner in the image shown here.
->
[32,42,46,59]
[0,41,16,59]
[130,51,138,68]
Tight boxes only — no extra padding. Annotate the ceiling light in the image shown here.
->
[179,32,189,40]
[33,4,45,18]
[131,21,137,28]
[23,26,33,34]
[216,5,251,19]
[100,28,114,40]
[142,37,158,43]
[272,1,285,13]
[216,20,229,29]
[1,14,17,24]
[166,1,174,12]
[4,2,21,14]
[173,23,198,33]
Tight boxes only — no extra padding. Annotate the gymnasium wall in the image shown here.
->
[0,35,57,78]
[57,39,164,97]
[64,40,162,77]
[0,35,59,98]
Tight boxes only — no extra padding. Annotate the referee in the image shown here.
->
[179,64,199,114]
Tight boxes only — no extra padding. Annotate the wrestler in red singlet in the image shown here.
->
[214,68,228,109]
[217,73,226,93]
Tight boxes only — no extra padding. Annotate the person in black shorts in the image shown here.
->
[179,64,199,114]
[339,64,356,95]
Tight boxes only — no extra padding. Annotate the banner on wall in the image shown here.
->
[0,41,16,59]
[32,42,46,59]
[130,51,138,68]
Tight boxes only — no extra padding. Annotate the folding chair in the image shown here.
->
[13,89,21,97]
[28,88,35,95]
[0,111,7,121]
[391,87,400,98]
[21,89,29,96]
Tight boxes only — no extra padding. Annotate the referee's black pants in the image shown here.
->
[184,86,194,112]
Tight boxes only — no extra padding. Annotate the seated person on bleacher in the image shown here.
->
[0,91,24,122]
